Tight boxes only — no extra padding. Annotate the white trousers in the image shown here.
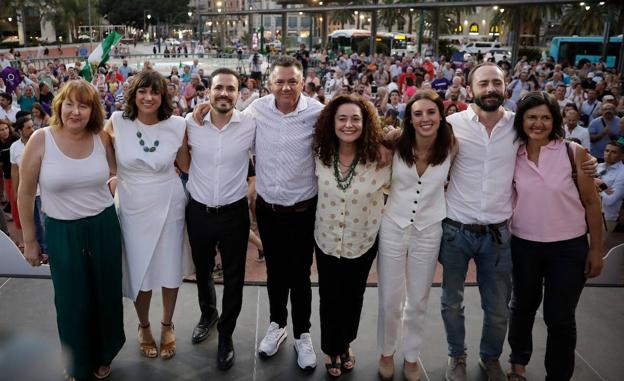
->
[377,216,442,362]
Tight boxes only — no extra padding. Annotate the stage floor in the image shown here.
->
[0,279,622,381]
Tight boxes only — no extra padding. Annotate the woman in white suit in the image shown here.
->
[377,90,457,381]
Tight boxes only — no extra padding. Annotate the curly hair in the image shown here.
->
[312,94,383,167]
[396,89,454,167]
[123,70,173,121]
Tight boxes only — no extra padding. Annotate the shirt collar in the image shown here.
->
[203,108,241,128]
[269,93,308,115]
[517,139,562,156]
[605,161,624,172]
[466,104,513,124]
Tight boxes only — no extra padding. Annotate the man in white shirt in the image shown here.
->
[507,71,531,103]
[183,68,256,370]
[442,62,518,381]
[564,109,591,150]
[596,141,624,231]
[10,116,45,252]
[248,56,323,370]
[0,92,20,124]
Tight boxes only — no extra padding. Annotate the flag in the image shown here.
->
[80,31,123,82]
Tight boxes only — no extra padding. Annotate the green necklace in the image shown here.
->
[333,153,359,191]
[135,122,160,152]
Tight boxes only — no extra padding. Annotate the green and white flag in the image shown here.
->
[80,31,123,82]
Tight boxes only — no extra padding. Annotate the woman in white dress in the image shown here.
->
[105,70,191,360]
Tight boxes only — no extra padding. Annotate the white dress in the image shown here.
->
[111,111,193,300]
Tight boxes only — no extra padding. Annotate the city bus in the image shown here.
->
[549,35,622,68]
[327,29,371,55]
[377,32,416,56]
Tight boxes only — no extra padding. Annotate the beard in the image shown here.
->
[473,91,505,112]
[211,97,234,113]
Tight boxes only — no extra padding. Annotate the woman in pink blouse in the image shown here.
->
[507,92,603,381]
[312,94,390,378]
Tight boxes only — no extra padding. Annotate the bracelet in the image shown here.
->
[106,176,117,185]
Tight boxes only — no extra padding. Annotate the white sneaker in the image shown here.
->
[293,333,317,370]
[258,322,287,357]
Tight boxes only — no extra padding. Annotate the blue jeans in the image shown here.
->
[439,220,513,360]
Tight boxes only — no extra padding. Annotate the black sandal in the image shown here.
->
[325,356,342,378]
[340,348,355,372]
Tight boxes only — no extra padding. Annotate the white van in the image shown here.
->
[460,41,502,54]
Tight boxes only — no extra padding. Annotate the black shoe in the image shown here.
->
[217,336,235,370]
[191,314,219,344]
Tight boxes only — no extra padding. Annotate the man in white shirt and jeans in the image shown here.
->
[442,62,516,381]
[182,68,256,371]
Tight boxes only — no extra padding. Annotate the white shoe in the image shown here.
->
[258,322,287,357]
[293,333,317,370]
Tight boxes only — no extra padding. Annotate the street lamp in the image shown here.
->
[143,10,152,41]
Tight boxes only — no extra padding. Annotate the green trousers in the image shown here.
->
[46,205,126,380]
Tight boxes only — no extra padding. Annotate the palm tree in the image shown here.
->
[559,2,624,36]
[47,0,94,43]
[377,0,403,32]
[331,10,355,29]
[491,4,562,45]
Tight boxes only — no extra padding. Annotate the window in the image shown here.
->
[301,16,310,27]
[469,22,479,35]
[288,16,298,28]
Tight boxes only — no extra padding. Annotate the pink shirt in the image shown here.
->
[511,140,587,242]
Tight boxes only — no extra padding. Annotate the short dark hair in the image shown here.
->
[606,140,624,154]
[271,55,303,75]
[514,91,564,143]
[195,84,206,91]
[209,67,240,89]
[467,62,504,87]
[124,70,173,121]
[0,92,11,102]
[397,90,455,167]
[13,116,31,131]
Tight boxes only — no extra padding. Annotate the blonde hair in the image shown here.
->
[49,79,105,134]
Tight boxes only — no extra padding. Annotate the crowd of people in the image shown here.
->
[0,42,623,381]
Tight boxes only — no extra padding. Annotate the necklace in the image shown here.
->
[135,121,160,152]
[333,153,359,191]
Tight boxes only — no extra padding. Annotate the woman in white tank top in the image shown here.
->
[104,70,191,361]
[17,80,123,381]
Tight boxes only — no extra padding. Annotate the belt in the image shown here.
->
[443,218,508,266]
[190,197,247,215]
[257,195,316,213]
[443,218,507,235]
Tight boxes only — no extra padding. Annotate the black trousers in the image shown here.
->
[508,235,588,381]
[186,197,250,338]
[256,196,316,338]
[315,240,377,357]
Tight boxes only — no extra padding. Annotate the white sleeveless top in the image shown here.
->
[385,152,451,230]
[39,127,113,220]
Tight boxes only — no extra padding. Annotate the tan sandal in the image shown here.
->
[160,321,176,360]
[138,323,158,358]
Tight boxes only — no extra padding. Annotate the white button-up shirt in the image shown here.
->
[185,110,256,207]
[245,94,324,206]
[598,161,624,221]
[564,124,591,150]
[446,105,518,224]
